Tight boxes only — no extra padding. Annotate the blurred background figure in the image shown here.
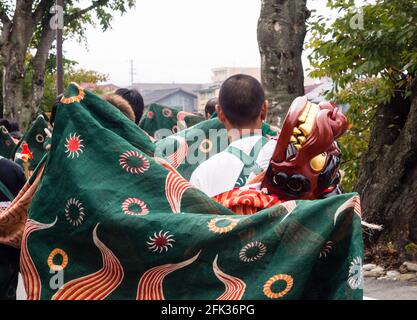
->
[115,88,145,124]
[204,97,218,119]
[0,119,22,142]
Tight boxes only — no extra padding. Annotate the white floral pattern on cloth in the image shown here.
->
[239,241,267,262]
[122,198,149,216]
[119,150,150,174]
[65,133,84,159]
[147,231,175,253]
[64,198,85,227]
[348,256,364,290]
[319,241,334,259]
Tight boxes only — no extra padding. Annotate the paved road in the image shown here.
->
[364,278,417,300]
[16,274,417,300]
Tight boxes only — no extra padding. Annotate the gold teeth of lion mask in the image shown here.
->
[261,96,349,200]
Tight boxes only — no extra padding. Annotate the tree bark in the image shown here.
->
[0,0,34,122]
[0,0,54,125]
[355,80,417,263]
[257,0,308,127]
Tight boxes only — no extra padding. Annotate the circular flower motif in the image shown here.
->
[47,248,69,271]
[319,241,334,259]
[172,125,178,133]
[35,134,45,144]
[162,108,173,118]
[65,133,84,159]
[119,151,150,174]
[147,111,154,119]
[5,140,11,146]
[122,198,149,216]
[147,230,175,253]
[208,217,240,234]
[65,198,85,227]
[263,274,294,299]
[239,241,267,262]
[1,126,8,134]
[348,257,363,290]
[199,139,213,154]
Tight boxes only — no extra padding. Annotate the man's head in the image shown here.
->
[115,88,145,124]
[204,98,218,119]
[216,74,268,132]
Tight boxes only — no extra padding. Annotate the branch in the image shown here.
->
[0,9,12,46]
[32,0,52,27]
[66,0,110,23]
[0,9,11,25]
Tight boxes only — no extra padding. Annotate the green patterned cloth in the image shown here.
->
[139,104,204,140]
[15,115,49,171]
[155,118,278,181]
[0,126,16,159]
[20,84,364,300]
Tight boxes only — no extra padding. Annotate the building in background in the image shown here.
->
[140,88,198,113]
[195,67,261,113]
[81,72,332,114]
[211,67,261,83]
[195,83,221,112]
[130,83,203,112]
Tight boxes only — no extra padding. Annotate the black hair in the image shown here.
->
[218,74,265,126]
[115,88,145,124]
[204,98,218,118]
[49,94,64,126]
[0,118,19,133]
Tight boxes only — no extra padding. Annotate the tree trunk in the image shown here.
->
[2,58,25,121]
[355,80,417,264]
[257,0,308,127]
[0,0,35,123]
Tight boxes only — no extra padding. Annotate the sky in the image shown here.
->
[66,0,331,86]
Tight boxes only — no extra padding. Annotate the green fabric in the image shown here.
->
[0,126,16,159]
[0,178,14,201]
[226,136,268,188]
[139,104,204,140]
[15,115,49,171]
[23,83,364,300]
[155,118,278,181]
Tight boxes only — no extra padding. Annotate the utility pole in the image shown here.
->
[129,59,136,87]
[56,0,64,94]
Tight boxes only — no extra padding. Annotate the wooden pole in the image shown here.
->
[56,0,64,95]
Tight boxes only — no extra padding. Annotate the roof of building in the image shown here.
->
[142,88,198,106]
[130,83,205,95]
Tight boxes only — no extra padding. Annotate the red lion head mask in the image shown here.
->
[261,96,348,200]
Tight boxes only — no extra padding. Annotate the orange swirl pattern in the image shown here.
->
[208,217,240,234]
[52,224,124,300]
[166,137,188,168]
[21,218,57,300]
[213,189,281,215]
[263,274,294,299]
[60,83,85,104]
[137,251,201,300]
[213,255,246,300]
[177,111,195,131]
[165,171,192,213]
[334,195,361,226]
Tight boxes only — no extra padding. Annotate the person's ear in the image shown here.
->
[260,100,268,121]
[216,104,227,124]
